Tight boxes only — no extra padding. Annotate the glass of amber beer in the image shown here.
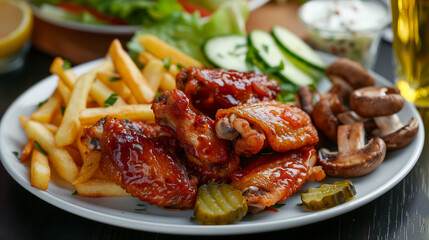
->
[391,0,429,106]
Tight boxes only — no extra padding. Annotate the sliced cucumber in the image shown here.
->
[203,35,248,72]
[271,25,327,73]
[248,29,314,87]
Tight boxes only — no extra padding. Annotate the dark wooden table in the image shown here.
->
[1,40,428,239]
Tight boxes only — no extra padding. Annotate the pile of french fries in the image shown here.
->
[19,35,203,197]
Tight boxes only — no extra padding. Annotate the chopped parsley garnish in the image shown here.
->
[60,106,66,115]
[109,77,121,82]
[104,94,118,107]
[262,44,269,53]
[134,203,147,212]
[189,216,196,222]
[93,78,97,83]
[272,203,285,209]
[134,208,147,212]
[34,141,48,156]
[72,190,78,196]
[12,151,20,160]
[177,64,184,70]
[154,90,164,99]
[133,144,143,153]
[163,57,172,70]
[62,60,72,70]
[38,99,48,108]
[296,203,303,207]
[262,61,284,74]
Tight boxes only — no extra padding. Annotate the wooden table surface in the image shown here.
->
[1,2,429,240]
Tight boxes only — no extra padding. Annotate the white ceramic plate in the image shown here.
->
[0,57,424,235]
[30,0,269,34]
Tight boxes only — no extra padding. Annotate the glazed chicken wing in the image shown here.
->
[230,147,325,212]
[82,116,198,209]
[176,68,280,117]
[151,89,239,183]
[215,101,319,156]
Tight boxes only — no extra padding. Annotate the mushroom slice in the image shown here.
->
[312,97,339,142]
[350,86,418,150]
[326,58,375,90]
[318,122,386,178]
[295,86,318,116]
[373,117,419,150]
[337,111,377,133]
[325,58,375,104]
[350,87,404,118]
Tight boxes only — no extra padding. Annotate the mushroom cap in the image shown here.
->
[326,58,375,90]
[318,137,386,178]
[312,97,338,142]
[350,87,404,118]
[380,117,419,150]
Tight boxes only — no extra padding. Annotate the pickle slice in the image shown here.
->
[194,182,248,225]
[301,180,356,210]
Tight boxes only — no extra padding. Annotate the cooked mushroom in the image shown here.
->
[372,116,419,150]
[349,86,418,150]
[312,95,347,142]
[326,58,375,104]
[295,86,318,116]
[349,87,404,118]
[337,111,377,133]
[318,122,386,178]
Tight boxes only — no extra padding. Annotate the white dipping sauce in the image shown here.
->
[299,0,388,67]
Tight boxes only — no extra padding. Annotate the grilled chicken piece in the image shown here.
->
[215,101,319,156]
[82,116,198,209]
[230,147,325,212]
[151,89,240,183]
[176,68,280,117]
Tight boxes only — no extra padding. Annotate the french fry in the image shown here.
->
[75,179,130,197]
[55,72,93,147]
[138,51,156,65]
[91,79,127,107]
[30,148,51,191]
[160,72,176,91]
[138,34,203,68]
[96,72,132,102]
[142,59,165,92]
[57,80,71,104]
[168,64,180,77]
[43,123,59,134]
[66,145,83,167]
[31,90,62,123]
[73,151,101,185]
[23,119,78,183]
[78,104,154,126]
[109,39,155,103]
[20,139,34,162]
[50,107,63,126]
[50,57,77,88]
[127,96,138,105]
[55,59,112,147]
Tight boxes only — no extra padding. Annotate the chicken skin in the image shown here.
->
[151,89,239,183]
[230,147,325,212]
[215,101,319,156]
[82,116,198,209]
[176,68,280,117]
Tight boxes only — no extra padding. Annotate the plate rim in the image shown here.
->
[0,59,425,235]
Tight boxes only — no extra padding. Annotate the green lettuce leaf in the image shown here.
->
[32,0,183,25]
[128,0,249,65]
